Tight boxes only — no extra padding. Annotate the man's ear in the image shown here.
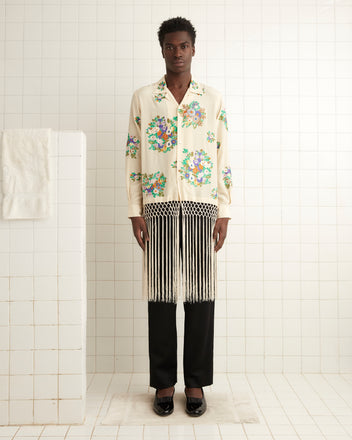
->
[161,47,165,59]
[192,45,195,56]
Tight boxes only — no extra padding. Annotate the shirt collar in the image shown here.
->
[152,75,204,98]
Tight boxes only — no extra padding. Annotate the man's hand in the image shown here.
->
[130,216,150,251]
[213,217,230,252]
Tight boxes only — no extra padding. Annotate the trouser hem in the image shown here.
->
[150,382,177,390]
[184,380,213,388]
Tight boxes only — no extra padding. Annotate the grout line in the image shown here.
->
[242,0,247,379]
[284,373,329,439]
[260,0,265,378]
[113,0,117,380]
[92,373,117,439]
[316,0,322,377]
[280,0,284,373]
[318,373,352,435]
[38,11,46,427]
[341,373,352,386]
[5,2,11,429]
[94,0,98,377]
[334,0,341,377]
[57,0,63,424]
[298,0,303,376]
[267,374,307,440]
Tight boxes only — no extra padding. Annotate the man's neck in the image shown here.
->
[164,70,192,90]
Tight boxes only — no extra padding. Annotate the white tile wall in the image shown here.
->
[0,131,86,425]
[0,0,351,392]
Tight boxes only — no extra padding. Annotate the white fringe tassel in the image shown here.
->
[142,201,218,303]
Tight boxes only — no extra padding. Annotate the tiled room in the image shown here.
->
[1,0,352,439]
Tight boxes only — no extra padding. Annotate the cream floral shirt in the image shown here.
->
[125,75,233,218]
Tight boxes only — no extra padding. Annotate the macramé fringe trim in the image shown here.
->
[142,201,218,303]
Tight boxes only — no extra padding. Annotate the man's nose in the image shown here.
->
[174,47,182,57]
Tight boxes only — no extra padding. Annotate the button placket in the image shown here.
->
[176,103,182,199]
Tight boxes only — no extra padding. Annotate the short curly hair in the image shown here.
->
[157,17,196,47]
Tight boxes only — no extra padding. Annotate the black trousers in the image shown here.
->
[148,299,215,389]
[147,203,216,389]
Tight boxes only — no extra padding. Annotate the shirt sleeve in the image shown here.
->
[216,96,232,219]
[125,91,143,218]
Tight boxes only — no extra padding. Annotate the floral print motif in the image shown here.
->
[157,80,166,91]
[179,148,213,187]
[207,131,215,143]
[126,134,140,158]
[142,171,166,197]
[146,116,177,153]
[154,93,166,103]
[130,172,142,182]
[190,80,205,94]
[217,141,221,150]
[135,116,141,127]
[190,80,199,90]
[211,187,218,199]
[170,160,177,169]
[222,166,232,188]
[219,109,228,131]
[178,101,206,129]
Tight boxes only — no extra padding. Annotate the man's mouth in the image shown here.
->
[173,60,184,65]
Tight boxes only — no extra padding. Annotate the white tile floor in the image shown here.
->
[1,373,352,440]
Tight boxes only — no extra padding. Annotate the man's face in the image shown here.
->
[161,30,195,74]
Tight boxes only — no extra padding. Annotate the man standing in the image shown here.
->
[125,17,232,417]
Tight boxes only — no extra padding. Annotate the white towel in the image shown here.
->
[1,128,51,219]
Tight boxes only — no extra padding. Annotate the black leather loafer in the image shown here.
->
[153,387,175,416]
[185,387,207,417]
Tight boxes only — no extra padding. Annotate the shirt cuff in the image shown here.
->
[128,204,143,218]
[217,204,231,219]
